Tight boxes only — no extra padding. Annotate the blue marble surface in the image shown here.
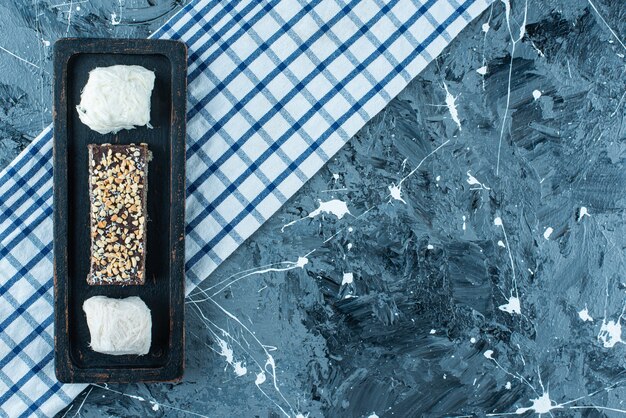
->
[0,0,625,417]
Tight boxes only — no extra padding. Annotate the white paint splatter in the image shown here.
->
[0,46,40,69]
[387,141,450,204]
[578,206,590,221]
[611,90,626,118]
[470,337,477,344]
[341,273,354,285]
[436,175,441,182]
[530,40,545,57]
[499,296,521,315]
[514,0,527,40]
[478,9,493,92]
[505,381,512,390]
[255,371,267,385]
[482,349,541,402]
[191,296,296,417]
[233,361,248,377]
[188,254,311,301]
[388,183,406,204]
[111,0,123,25]
[92,384,209,417]
[578,306,594,322]
[494,216,521,316]
[42,40,50,47]
[281,199,350,231]
[49,0,88,7]
[467,171,490,190]
[67,386,92,418]
[430,329,437,335]
[587,0,626,51]
[543,227,554,240]
[497,240,505,248]
[532,89,542,100]
[65,0,74,33]
[347,243,353,251]
[311,199,350,219]
[516,391,556,415]
[598,318,624,348]
[443,83,462,131]
[216,338,247,376]
[567,59,573,78]
[427,244,434,250]
[340,273,356,299]
[332,173,340,180]
[348,227,354,232]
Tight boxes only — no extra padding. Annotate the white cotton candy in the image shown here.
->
[83,296,152,355]
[76,65,155,134]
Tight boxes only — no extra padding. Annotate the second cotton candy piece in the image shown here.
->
[83,296,152,355]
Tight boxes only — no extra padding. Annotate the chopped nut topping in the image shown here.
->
[87,144,148,285]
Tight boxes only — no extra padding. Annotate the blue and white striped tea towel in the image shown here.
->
[0,0,491,416]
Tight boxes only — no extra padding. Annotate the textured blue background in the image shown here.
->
[0,0,625,416]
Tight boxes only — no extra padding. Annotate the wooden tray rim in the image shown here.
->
[53,38,187,383]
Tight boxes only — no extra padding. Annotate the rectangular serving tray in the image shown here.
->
[53,38,186,383]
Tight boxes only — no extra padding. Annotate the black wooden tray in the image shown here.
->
[53,38,186,383]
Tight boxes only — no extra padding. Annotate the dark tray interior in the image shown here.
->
[53,38,186,383]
